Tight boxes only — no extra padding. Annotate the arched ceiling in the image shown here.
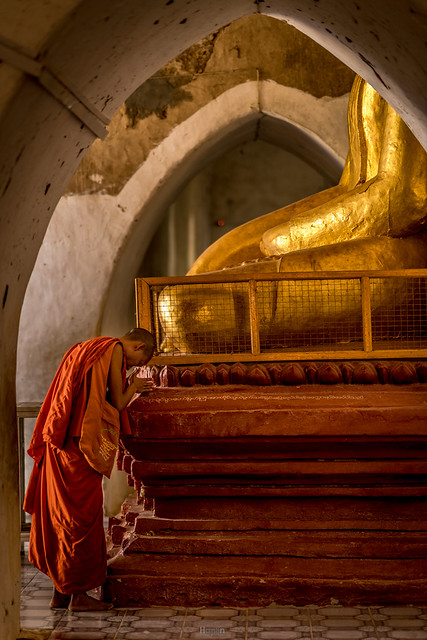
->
[2,1,425,144]
[66,14,352,196]
[17,10,354,369]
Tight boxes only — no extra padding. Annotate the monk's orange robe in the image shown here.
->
[23,337,131,595]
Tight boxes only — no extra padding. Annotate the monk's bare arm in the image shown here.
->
[108,343,152,412]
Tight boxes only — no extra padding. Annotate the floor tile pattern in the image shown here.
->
[20,552,427,640]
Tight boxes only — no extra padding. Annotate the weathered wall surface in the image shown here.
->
[67,16,353,195]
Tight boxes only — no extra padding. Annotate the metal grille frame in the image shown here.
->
[135,270,427,364]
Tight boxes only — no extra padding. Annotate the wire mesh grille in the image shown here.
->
[140,273,427,357]
[154,282,252,354]
[370,276,427,348]
[258,279,362,352]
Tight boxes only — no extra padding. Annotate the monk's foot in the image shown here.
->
[50,588,71,609]
[69,592,114,611]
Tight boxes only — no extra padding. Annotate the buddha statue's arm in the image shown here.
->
[261,94,427,256]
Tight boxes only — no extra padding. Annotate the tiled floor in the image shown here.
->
[20,549,427,640]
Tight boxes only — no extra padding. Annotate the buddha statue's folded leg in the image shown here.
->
[190,77,426,274]
[159,234,427,352]
[187,182,348,275]
[270,234,427,344]
[276,233,427,273]
[158,282,252,353]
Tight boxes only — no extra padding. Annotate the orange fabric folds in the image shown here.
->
[23,336,131,594]
[26,337,130,477]
[26,438,106,595]
[79,345,121,478]
[27,338,119,466]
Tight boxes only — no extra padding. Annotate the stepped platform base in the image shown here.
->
[106,383,427,607]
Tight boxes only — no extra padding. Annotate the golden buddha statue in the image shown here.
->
[158,76,427,353]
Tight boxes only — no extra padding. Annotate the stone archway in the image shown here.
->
[101,80,348,337]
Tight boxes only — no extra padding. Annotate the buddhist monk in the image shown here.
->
[23,328,155,611]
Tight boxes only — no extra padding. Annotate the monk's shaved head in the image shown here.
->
[123,328,155,356]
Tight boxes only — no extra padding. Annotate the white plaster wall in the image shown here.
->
[260,80,349,162]
[17,193,131,400]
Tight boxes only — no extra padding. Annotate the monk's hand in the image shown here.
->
[132,376,154,394]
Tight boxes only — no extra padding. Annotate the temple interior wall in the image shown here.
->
[1,2,427,638]
[16,17,353,401]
